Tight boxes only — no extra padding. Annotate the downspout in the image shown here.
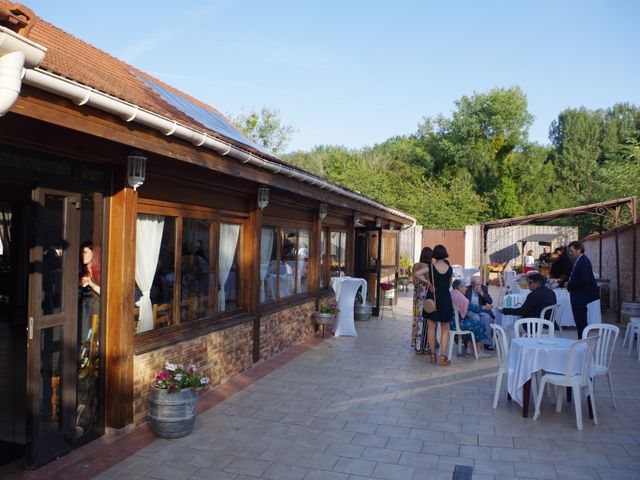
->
[0,26,46,115]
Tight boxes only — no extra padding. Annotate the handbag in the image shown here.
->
[423,264,437,314]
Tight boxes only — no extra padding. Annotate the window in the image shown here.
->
[330,231,347,277]
[134,207,244,334]
[260,226,310,303]
[319,229,347,289]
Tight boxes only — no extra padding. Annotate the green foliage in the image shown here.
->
[276,94,639,230]
[229,107,297,155]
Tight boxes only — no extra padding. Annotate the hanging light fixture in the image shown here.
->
[375,217,381,228]
[389,221,396,230]
[319,203,328,220]
[127,150,147,191]
[353,211,361,226]
[257,187,269,210]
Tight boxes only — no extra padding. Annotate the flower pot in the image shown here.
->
[148,387,197,438]
[313,311,335,325]
[354,303,372,321]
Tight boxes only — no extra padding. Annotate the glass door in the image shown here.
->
[26,188,80,467]
[354,227,382,315]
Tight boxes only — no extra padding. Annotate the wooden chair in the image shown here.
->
[153,303,172,328]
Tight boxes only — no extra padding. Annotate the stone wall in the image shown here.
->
[132,320,253,425]
[132,300,318,425]
[260,301,316,361]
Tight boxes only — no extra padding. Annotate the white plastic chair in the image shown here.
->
[540,304,563,337]
[514,318,555,338]
[490,324,509,408]
[448,308,478,360]
[584,323,620,408]
[533,335,599,430]
[622,317,640,357]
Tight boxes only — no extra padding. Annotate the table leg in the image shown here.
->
[522,379,531,418]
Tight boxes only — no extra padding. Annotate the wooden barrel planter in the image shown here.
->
[148,387,198,438]
[354,303,372,321]
[313,311,335,337]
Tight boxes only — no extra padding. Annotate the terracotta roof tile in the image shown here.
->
[5,4,281,160]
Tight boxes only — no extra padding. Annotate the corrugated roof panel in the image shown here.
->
[137,74,264,152]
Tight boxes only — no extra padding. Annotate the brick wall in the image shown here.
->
[132,320,253,424]
[260,301,315,361]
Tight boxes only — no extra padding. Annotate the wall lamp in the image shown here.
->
[127,150,147,191]
[319,203,328,221]
[257,187,269,210]
[375,217,381,228]
[353,211,361,226]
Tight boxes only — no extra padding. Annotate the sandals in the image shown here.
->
[439,355,450,366]
[430,353,437,365]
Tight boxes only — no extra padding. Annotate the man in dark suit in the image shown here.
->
[499,273,556,319]
[567,241,599,339]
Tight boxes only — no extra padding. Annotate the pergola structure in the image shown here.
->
[480,197,638,314]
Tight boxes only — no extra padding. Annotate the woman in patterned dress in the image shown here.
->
[411,247,433,353]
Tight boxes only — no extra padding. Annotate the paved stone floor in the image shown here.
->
[91,291,640,480]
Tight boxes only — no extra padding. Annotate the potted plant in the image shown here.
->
[313,300,338,326]
[148,361,210,438]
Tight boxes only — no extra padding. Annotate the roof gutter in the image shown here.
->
[1,27,415,224]
[0,26,45,115]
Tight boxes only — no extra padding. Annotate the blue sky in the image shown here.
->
[27,0,640,152]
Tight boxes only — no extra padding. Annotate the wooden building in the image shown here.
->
[0,3,414,468]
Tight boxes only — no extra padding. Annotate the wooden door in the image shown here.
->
[26,188,80,467]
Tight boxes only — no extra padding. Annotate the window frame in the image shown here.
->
[259,224,312,306]
[134,198,248,345]
[320,227,348,291]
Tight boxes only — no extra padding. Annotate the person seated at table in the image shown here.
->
[451,280,492,358]
[465,276,495,350]
[524,250,536,273]
[549,246,572,287]
[499,273,556,319]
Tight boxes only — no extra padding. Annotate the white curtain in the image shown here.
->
[218,223,240,311]
[259,228,275,302]
[135,214,165,333]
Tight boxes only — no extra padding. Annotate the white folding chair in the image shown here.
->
[622,317,640,357]
[533,336,599,430]
[584,323,620,408]
[540,304,563,337]
[448,308,478,360]
[490,324,509,408]
[514,318,555,339]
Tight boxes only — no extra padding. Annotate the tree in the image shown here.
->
[418,86,534,217]
[229,107,297,155]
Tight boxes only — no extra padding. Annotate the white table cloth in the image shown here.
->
[330,276,367,337]
[507,337,593,406]
[497,290,601,338]
[553,289,601,326]
[495,294,528,339]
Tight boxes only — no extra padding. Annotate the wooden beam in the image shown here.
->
[11,92,412,222]
[104,167,137,428]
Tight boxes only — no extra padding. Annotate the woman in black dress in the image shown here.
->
[425,244,453,365]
